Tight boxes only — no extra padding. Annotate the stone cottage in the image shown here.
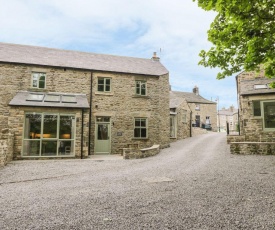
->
[169,91,191,141]
[228,70,275,154]
[0,42,170,165]
[170,87,217,134]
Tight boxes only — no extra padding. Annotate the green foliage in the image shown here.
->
[193,0,275,79]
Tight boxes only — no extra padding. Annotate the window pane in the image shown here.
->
[39,76,45,88]
[98,85,104,91]
[135,119,140,127]
[140,119,146,127]
[105,85,110,91]
[105,79,110,85]
[134,128,140,138]
[141,88,146,95]
[58,140,74,156]
[59,116,74,139]
[43,115,58,138]
[141,128,147,138]
[98,78,104,84]
[41,141,57,156]
[24,114,42,139]
[22,140,40,156]
[253,101,261,116]
[44,95,60,102]
[97,124,109,140]
[264,102,275,128]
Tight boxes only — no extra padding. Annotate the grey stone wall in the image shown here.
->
[0,129,14,166]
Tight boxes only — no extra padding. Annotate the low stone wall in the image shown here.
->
[227,135,245,144]
[0,129,14,167]
[230,142,275,155]
[192,127,208,137]
[123,144,160,159]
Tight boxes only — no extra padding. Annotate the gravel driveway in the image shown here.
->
[0,132,274,229]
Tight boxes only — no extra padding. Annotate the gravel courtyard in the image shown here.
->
[0,132,274,229]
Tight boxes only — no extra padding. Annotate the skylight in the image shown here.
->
[62,95,76,103]
[254,84,268,89]
[26,93,44,101]
[44,94,60,102]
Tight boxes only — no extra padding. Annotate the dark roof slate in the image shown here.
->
[0,42,168,76]
[170,91,216,105]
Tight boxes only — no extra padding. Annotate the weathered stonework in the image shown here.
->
[228,70,275,154]
[0,129,14,166]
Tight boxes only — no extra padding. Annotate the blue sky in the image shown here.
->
[0,0,238,109]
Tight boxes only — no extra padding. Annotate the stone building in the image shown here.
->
[170,87,217,133]
[0,42,170,165]
[228,70,275,154]
[218,106,239,132]
[169,91,191,141]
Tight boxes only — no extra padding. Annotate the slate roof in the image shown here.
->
[0,42,168,76]
[239,77,275,95]
[9,91,89,109]
[218,109,238,116]
[170,91,216,105]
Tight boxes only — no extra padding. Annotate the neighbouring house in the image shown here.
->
[0,42,170,165]
[228,70,275,154]
[170,86,217,135]
[218,106,239,133]
[169,91,191,141]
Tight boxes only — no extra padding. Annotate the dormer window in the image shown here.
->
[32,72,46,89]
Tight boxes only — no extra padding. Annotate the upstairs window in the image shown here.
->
[195,104,200,111]
[136,81,146,96]
[32,72,46,89]
[98,77,111,92]
[134,118,147,138]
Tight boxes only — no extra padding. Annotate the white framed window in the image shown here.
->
[22,113,76,157]
[262,101,275,130]
[206,116,210,124]
[98,77,111,92]
[32,72,46,89]
[195,104,200,111]
[134,118,147,138]
[136,81,146,96]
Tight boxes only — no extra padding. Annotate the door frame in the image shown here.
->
[94,116,111,155]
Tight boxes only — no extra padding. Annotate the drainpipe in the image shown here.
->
[81,108,84,159]
[88,72,93,155]
[190,111,192,137]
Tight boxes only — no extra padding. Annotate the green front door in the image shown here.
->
[95,117,111,154]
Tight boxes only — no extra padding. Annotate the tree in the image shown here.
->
[193,0,275,80]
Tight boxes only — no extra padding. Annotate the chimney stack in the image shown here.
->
[193,86,199,95]
[151,52,160,61]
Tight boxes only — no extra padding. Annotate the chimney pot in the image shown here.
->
[151,52,160,61]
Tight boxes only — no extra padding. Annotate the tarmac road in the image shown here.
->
[0,132,274,229]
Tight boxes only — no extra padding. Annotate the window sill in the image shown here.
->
[28,88,47,92]
[132,138,149,140]
[132,95,150,99]
[95,92,114,96]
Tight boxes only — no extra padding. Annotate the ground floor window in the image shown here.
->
[262,101,275,130]
[134,118,147,138]
[23,113,76,157]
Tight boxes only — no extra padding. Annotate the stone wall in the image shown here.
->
[175,100,191,141]
[0,129,14,166]
[91,72,170,154]
[230,142,275,155]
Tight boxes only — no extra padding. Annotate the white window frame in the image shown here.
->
[31,72,46,89]
[195,104,200,111]
[136,80,147,96]
[134,117,148,138]
[97,77,111,92]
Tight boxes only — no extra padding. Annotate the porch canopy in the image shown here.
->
[9,91,89,109]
